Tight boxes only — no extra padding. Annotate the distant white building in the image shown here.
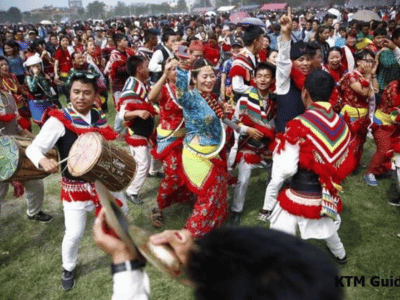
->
[169,0,178,7]
[69,0,83,9]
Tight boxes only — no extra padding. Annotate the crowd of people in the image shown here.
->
[2,4,400,298]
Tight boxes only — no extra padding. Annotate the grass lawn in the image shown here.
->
[1,95,400,299]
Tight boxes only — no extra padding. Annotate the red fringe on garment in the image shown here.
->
[184,167,229,238]
[17,117,31,131]
[178,156,229,197]
[124,134,149,147]
[230,66,249,81]
[0,113,16,123]
[236,152,262,164]
[150,138,183,160]
[278,188,343,219]
[48,109,118,141]
[275,119,357,196]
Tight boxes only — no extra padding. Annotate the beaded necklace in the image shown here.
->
[1,76,18,93]
[200,90,224,119]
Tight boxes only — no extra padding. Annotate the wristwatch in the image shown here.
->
[111,260,146,274]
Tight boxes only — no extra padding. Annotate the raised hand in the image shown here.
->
[164,58,178,76]
[280,6,293,40]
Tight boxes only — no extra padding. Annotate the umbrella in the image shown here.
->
[238,17,265,28]
[40,20,52,25]
[352,10,381,22]
[230,11,250,24]
[205,11,217,16]
[328,8,341,17]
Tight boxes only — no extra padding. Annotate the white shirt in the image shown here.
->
[26,109,97,208]
[393,47,400,64]
[264,141,300,207]
[148,44,174,73]
[232,47,257,95]
[275,37,292,95]
[112,270,150,300]
[26,108,92,169]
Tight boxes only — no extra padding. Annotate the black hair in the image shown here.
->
[371,20,380,31]
[354,49,375,63]
[255,62,276,78]
[60,35,71,43]
[143,29,157,44]
[373,27,387,37]
[188,227,343,300]
[268,49,278,57]
[242,25,264,47]
[31,39,45,51]
[316,25,329,42]
[112,33,126,48]
[3,40,21,56]
[191,59,215,81]
[393,28,400,40]
[305,70,335,102]
[328,46,342,57]
[69,73,98,94]
[162,28,176,43]
[0,56,8,64]
[359,22,369,30]
[307,41,320,58]
[71,51,83,60]
[126,55,146,77]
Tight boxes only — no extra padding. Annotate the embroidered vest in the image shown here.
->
[56,108,101,180]
[277,103,355,219]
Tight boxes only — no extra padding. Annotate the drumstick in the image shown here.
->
[57,152,80,165]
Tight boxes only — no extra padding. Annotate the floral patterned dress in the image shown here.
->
[340,70,371,167]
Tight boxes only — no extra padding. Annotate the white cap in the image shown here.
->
[23,53,42,68]
[222,25,230,31]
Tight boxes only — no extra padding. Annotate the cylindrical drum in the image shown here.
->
[68,132,136,191]
[0,135,58,182]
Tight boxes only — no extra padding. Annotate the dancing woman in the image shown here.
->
[339,49,379,171]
[148,59,192,227]
[175,58,232,238]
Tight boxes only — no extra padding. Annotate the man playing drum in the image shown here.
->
[0,90,53,222]
[26,73,118,291]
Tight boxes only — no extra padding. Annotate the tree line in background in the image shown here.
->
[2,0,344,24]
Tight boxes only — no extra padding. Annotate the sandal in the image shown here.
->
[150,208,164,228]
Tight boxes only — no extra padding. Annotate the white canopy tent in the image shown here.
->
[217,6,235,12]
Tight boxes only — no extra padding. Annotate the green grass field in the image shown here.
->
[1,95,400,299]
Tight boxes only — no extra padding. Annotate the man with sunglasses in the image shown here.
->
[26,73,118,291]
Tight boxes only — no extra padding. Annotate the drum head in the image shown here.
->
[68,132,102,177]
[0,136,20,181]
